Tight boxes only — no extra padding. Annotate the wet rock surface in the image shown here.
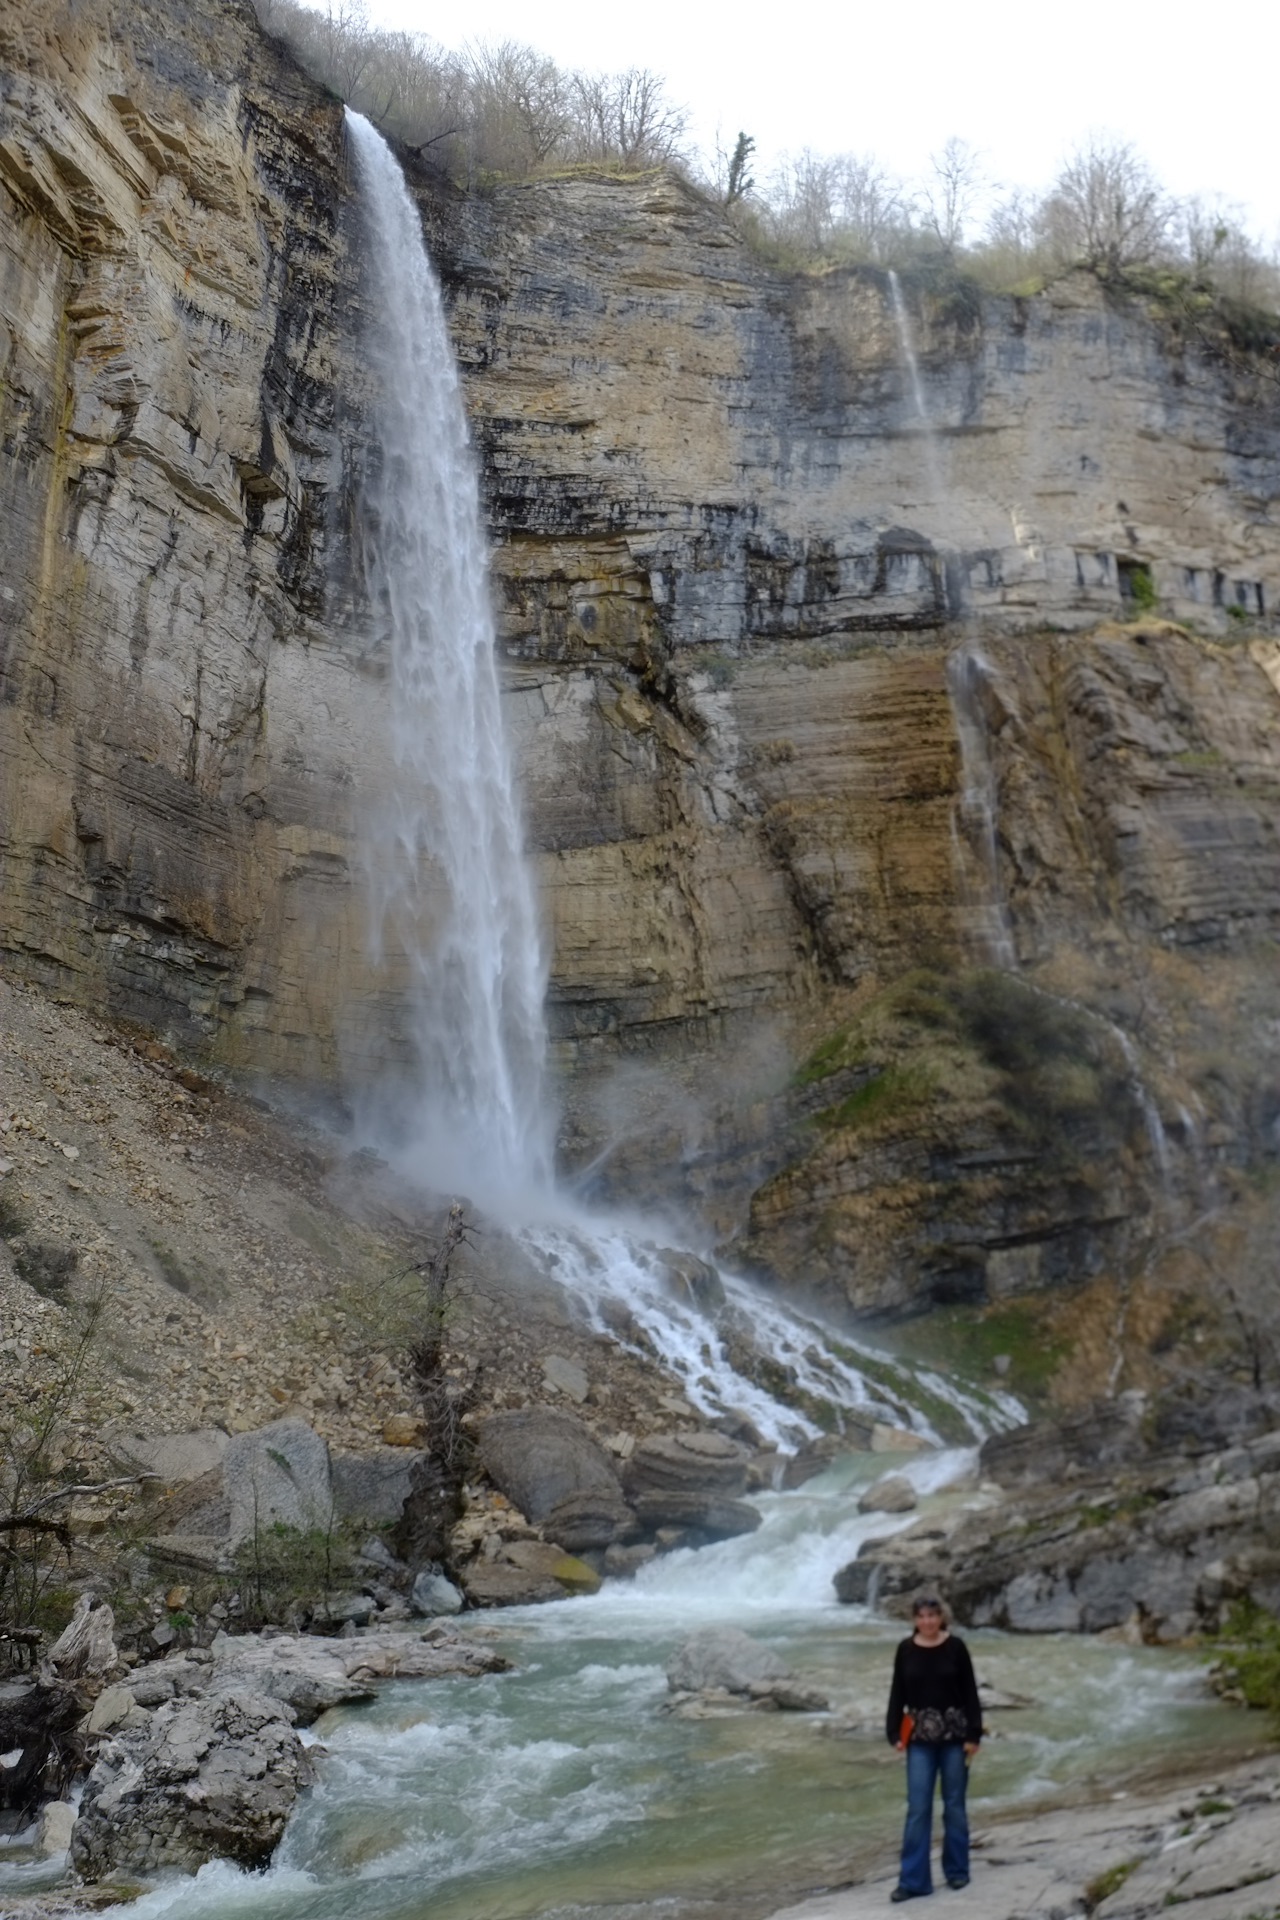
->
[837,1400,1280,1639]
[665,1627,829,1714]
[70,1688,311,1878]
[767,1758,1280,1920]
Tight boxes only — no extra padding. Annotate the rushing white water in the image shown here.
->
[347,110,552,1211]
[518,1220,1022,1449]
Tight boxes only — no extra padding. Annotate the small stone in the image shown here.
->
[0,1159,13,1176]
[870,1424,931,1453]
[83,1684,138,1735]
[36,1800,76,1858]
[541,1354,589,1403]
[992,1354,1012,1376]
[150,1621,176,1650]
[857,1472,918,1514]
[410,1569,464,1616]
[383,1412,423,1446]
[59,1144,79,1161]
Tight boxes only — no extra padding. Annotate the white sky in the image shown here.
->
[366,0,1280,243]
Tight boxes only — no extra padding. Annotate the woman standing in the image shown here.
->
[884,1593,982,1901]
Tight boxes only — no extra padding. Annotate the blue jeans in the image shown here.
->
[898,1741,969,1893]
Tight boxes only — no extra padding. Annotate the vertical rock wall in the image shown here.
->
[2,0,1279,1282]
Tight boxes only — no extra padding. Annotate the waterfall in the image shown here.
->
[345,113,1018,1448]
[887,268,944,502]
[945,639,1017,968]
[346,111,552,1211]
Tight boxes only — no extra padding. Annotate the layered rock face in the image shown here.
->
[2,0,1279,1334]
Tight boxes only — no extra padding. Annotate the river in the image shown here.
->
[109,1448,1254,1920]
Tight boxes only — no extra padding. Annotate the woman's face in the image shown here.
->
[913,1603,945,1641]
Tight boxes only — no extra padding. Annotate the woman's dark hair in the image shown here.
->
[911,1592,950,1623]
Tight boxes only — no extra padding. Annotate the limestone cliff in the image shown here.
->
[2,0,1279,1363]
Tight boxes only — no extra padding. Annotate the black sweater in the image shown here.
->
[885,1634,983,1746]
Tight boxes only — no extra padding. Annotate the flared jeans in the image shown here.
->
[898,1741,969,1893]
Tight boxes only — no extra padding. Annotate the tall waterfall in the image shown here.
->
[347,112,552,1210]
[345,113,1018,1448]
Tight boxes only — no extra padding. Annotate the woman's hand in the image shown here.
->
[963,1742,979,1758]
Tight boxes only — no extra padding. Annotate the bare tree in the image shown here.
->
[570,67,688,169]
[922,136,987,255]
[764,149,910,262]
[1039,136,1171,277]
[464,40,571,175]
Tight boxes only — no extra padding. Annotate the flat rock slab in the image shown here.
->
[203,1627,508,1720]
[766,1762,1280,1920]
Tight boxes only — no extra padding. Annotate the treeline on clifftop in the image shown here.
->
[255,0,1280,349]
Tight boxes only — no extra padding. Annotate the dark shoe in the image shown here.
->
[891,1891,929,1903]
[946,1878,969,1890]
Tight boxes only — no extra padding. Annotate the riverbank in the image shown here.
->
[769,1751,1280,1920]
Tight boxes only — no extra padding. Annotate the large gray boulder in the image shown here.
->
[224,1418,334,1548]
[543,1486,637,1552]
[667,1627,790,1693]
[665,1627,829,1710]
[331,1447,424,1525]
[70,1689,311,1879]
[116,1428,229,1486]
[623,1430,749,1500]
[632,1491,761,1539]
[477,1408,623,1523]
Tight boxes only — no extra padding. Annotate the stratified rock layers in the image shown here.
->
[2,0,1279,1307]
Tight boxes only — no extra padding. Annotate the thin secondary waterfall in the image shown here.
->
[945,639,1017,969]
[887,268,944,502]
[346,111,552,1209]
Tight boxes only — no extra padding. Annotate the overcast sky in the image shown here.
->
[366,0,1280,242]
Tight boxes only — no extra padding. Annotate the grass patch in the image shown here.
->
[1208,1598,1280,1727]
[1085,1859,1140,1909]
[814,1064,932,1132]
[885,1300,1070,1411]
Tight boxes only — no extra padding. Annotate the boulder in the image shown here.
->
[204,1632,376,1722]
[224,1418,334,1548]
[632,1491,762,1539]
[36,1799,77,1858]
[82,1684,149,1735]
[459,1562,564,1607]
[542,1486,637,1552]
[410,1569,463,1617]
[331,1448,424,1525]
[604,1542,657,1578]
[667,1627,790,1694]
[71,1689,311,1879]
[857,1472,918,1514]
[541,1354,589,1403]
[623,1430,750,1500]
[870,1425,932,1453]
[477,1408,623,1523]
[115,1428,228,1485]
[782,1425,876,1488]
[502,1540,602,1595]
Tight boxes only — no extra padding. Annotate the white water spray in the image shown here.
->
[347,110,551,1210]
